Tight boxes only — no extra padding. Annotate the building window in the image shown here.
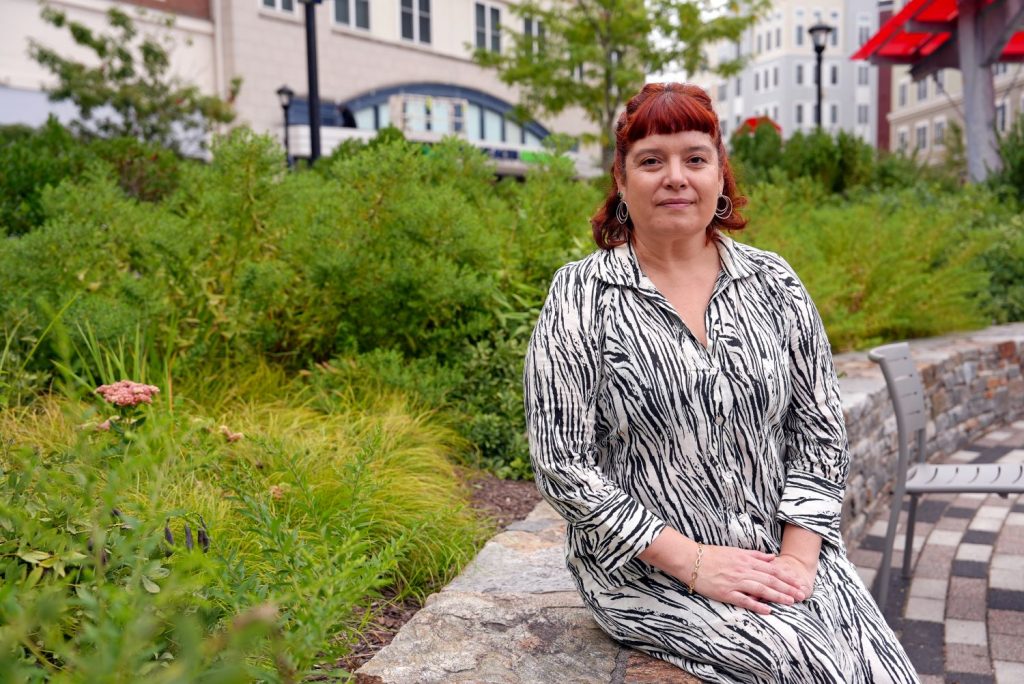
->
[766,31,772,51]
[401,0,431,43]
[475,3,500,52]
[935,70,945,90]
[897,129,907,152]
[263,0,295,12]
[773,66,779,87]
[524,17,545,54]
[775,27,781,47]
[754,71,760,91]
[334,0,369,29]
[830,103,838,124]
[718,83,727,101]
[858,25,870,45]
[934,119,946,146]
[795,103,803,125]
[796,24,804,46]
[996,101,1007,131]
[757,34,763,53]
[796,63,803,86]
[916,124,928,150]
[830,64,838,85]
[917,80,927,101]
[898,83,907,107]
[858,65,869,85]
[720,119,728,136]
[735,77,741,96]
[993,63,1009,76]
[857,104,869,124]
[772,105,778,120]
[830,12,839,46]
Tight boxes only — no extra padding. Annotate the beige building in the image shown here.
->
[887,63,1024,164]
[2,0,597,173]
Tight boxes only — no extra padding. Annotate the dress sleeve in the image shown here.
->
[524,265,666,586]
[772,256,850,550]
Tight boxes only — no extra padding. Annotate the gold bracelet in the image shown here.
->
[688,542,704,593]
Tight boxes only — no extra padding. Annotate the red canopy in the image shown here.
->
[852,0,1024,63]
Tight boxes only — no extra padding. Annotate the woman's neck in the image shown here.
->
[631,231,720,280]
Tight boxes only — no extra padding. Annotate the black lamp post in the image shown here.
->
[808,23,834,129]
[299,0,323,162]
[276,84,294,168]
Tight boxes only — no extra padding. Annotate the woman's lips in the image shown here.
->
[658,199,695,207]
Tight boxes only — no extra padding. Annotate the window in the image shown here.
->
[857,104,869,124]
[858,25,871,45]
[796,24,804,46]
[934,119,946,146]
[775,27,781,46]
[263,0,295,12]
[897,128,908,152]
[796,63,804,86]
[830,64,838,85]
[524,17,545,54]
[754,72,760,91]
[830,13,839,46]
[401,0,430,43]
[766,31,772,51]
[993,63,1009,76]
[898,83,907,107]
[772,105,778,120]
[916,124,927,150]
[773,66,779,87]
[996,101,1007,131]
[475,3,500,52]
[858,65,869,85]
[917,79,927,101]
[757,34,763,53]
[735,77,741,96]
[720,119,728,136]
[935,70,945,90]
[718,83,727,101]
[830,103,838,124]
[334,0,369,29]
[795,103,803,125]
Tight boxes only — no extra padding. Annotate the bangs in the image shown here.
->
[622,87,720,146]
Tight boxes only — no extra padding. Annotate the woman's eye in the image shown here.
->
[640,157,659,166]
[689,156,707,164]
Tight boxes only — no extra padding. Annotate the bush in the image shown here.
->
[990,112,1024,203]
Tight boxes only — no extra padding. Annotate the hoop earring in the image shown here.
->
[714,194,733,220]
[616,193,629,225]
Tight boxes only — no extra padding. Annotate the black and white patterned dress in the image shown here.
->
[524,235,919,683]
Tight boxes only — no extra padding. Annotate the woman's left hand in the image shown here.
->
[770,553,817,600]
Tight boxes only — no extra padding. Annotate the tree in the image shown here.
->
[473,0,766,170]
[29,5,240,153]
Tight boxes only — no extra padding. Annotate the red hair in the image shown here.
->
[591,82,747,249]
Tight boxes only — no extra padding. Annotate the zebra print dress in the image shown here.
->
[523,235,919,683]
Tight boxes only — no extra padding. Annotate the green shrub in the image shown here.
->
[991,112,1024,203]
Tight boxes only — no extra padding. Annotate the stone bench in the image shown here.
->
[357,323,1024,683]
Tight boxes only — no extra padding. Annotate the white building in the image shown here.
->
[1,0,597,174]
[693,0,881,146]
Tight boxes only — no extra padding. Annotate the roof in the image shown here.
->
[852,0,1024,64]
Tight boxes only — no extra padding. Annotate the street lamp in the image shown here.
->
[808,22,834,129]
[276,84,294,168]
[299,0,324,162]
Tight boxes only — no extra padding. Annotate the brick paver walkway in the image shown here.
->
[850,420,1024,684]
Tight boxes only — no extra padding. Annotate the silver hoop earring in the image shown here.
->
[714,194,733,220]
[616,193,629,225]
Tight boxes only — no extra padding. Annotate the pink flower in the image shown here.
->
[95,380,160,407]
[219,425,243,443]
[96,418,112,431]
[269,485,285,500]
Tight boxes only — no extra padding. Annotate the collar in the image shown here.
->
[594,233,758,288]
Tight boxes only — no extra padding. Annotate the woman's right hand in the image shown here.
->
[693,545,806,615]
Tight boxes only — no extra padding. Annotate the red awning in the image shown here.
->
[852,0,1024,63]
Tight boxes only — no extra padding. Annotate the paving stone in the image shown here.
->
[989,590,1024,611]
[947,578,988,621]
[858,535,887,552]
[919,677,944,684]
[968,517,1005,533]
[990,633,1024,662]
[937,517,971,532]
[916,500,951,524]
[1005,513,1024,527]
[994,660,1024,684]
[905,596,945,623]
[996,528,1024,554]
[948,450,981,463]
[910,578,948,600]
[989,609,1024,636]
[963,530,999,545]
[1000,450,1024,464]
[944,674,995,684]
[899,620,945,675]
[990,554,1024,570]
[929,529,965,546]
[848,548,883,569]
[855,566,876,589]
[915,545,957,579]
[947,507,979,519]
[944,619,987,645]
[952,560,991,579]
[945,644,994,675]
[956,544,995,563]
[990,568,1024,592]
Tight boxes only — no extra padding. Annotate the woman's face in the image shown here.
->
[617,130,724,243]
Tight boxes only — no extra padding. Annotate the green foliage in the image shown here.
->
[990,112,1024,203]
[472,0,767,167]
[740,181,999,350]
[29,6,239,152]
[729,121,782,186]
[976,212,1024,324]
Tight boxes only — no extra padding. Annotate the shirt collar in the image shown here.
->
[595,233,757,288]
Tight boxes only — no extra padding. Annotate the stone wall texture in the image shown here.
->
[836,323,1024,546]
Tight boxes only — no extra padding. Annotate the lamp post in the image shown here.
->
[808,22,834,129]
[276,85,294,168]
[299,0,323,163]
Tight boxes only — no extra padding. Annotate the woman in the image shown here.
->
[523,83,918,683]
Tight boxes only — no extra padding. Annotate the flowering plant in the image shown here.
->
[94,379,160,436]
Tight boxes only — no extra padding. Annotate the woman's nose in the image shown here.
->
[664,158,687,187]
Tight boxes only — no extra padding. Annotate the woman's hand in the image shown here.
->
[693,546,806,615]
[771,553,818,599]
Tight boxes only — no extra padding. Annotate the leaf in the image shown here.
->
[18,550,51,564]
[141,575,160,593]
[149,566,170,579]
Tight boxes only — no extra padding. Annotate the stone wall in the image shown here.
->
[836,323,1024,546]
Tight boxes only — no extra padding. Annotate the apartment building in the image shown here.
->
[2,0,595,173]
[694,0,881,146]
[887,61,1024,164]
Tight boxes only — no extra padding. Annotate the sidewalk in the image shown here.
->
[849,420,1024,684]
